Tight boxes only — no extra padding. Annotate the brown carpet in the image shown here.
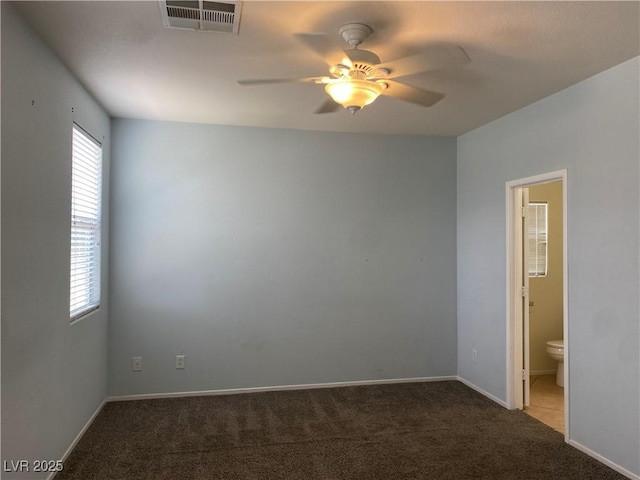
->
[57,381,625,480]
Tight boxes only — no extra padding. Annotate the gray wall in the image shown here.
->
[108,119,457,396]
[1,3,111,477]
[457,57,639,475]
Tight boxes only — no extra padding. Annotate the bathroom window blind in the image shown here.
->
[528,202,548,277]
[70,124,102,321]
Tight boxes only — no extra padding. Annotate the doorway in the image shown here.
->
[506,170,568,441]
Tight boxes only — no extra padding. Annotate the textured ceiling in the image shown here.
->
[14,1,640,136]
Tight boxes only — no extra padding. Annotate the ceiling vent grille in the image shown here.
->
[159,0,242,34]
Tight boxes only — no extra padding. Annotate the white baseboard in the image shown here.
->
[568,440,639,480]
[48,399,107,480]
[107,375,458,402]
[456,376,509,408]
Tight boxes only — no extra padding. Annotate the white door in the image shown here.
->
[521,188,531,407]
[513,187,531,408]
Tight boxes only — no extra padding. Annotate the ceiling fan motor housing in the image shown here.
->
[345,49,381,78]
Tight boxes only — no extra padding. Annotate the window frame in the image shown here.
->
[69,123,103,323]
[527,201,548,277]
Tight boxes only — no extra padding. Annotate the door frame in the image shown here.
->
[505,169,569,441]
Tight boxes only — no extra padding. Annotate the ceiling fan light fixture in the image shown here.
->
[325,80,386,113]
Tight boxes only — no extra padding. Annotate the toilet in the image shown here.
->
[546,340,564,387]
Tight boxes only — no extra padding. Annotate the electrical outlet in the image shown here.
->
[176,355,185,369]
[472,349,477,363]
[133,356,142,371]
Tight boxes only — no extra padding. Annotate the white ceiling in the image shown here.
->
[14,1,640,136]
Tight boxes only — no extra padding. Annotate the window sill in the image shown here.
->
[70,306,100,326]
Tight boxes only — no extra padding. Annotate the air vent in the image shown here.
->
[159,0,242,34]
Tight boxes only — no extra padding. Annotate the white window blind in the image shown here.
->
[70,124,102,320]
[528,202,548,277]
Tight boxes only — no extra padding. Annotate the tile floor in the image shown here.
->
[524,374,564,433]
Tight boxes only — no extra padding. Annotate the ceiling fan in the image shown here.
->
[238,23,470,114]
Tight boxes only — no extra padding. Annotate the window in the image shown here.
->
[528,202,548,277]
[70,124,102,321]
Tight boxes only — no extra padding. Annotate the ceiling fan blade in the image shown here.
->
[314,98,341,114]
[378,45,470,79]
[293,33,353,68]
[382,80,444,108]
[238,77,328,86]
